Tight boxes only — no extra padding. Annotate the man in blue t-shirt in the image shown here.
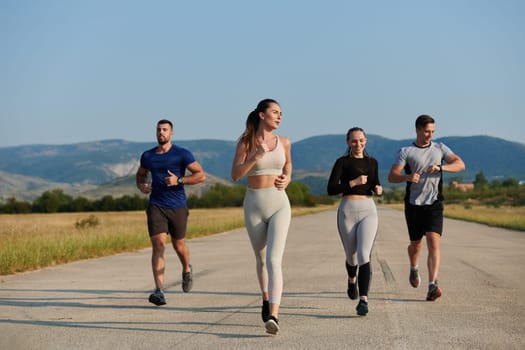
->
[136,119,206,306]
[388,115,465,302]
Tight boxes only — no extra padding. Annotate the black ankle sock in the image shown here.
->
[268,315,279,323]
[345,262,357,279]
[262,300,270,322]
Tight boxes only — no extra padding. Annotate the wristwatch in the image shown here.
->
[177,177,184,185]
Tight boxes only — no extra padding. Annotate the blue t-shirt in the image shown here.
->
[140,145,196,208]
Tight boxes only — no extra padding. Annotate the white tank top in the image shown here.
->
[247,137,286,176]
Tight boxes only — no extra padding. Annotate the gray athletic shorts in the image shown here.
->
[147,205,189,240]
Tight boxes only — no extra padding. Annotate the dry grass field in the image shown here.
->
[0,205,335,275]
[1,204,522,276]
[382,203,525,232]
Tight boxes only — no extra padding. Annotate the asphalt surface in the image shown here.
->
[1,208,524,350]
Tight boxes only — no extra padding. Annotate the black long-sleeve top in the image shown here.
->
[327,156,381,196]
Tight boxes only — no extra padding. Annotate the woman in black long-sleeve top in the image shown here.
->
[327,127,382,316]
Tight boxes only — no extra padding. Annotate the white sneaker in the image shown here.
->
[264,316,279,335]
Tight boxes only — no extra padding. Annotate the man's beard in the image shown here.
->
[157,138,169,145]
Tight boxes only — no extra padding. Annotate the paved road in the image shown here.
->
[1,208,524,349]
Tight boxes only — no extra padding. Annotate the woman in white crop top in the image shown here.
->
[231,98,292,335]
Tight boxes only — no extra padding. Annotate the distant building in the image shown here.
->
[450,180,474,192]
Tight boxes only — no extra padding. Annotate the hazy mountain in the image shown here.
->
[0,170,97,201]
[79,173,231,200]
[293,134,525,183]
[0,139,236,185]
[0,135,523,200]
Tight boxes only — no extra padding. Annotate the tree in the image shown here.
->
[69,196,93,212]
[94,195,116,211]
[286,182,314,206]
[474,171,488,187]
[0,197,32,213]
[383,187,405,203]
[502,177,519,188]
[114,194,148,210]
[32,189,73,213]
[189,183,245,208]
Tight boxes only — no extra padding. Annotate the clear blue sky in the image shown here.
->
[1,0,524,148]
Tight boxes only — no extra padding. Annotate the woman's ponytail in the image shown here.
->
[238,98,279,154]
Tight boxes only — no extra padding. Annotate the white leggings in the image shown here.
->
[337,198,378,266]
[243,187,291,305]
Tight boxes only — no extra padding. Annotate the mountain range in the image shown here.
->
[0,135,524,201]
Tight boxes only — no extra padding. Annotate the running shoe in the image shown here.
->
[261,300,270,322]
[182,264,193,293]
[426,282,442,301]
[409,268,420,288]
[148,288,166,306]
[347,280,358,300]
[356,299,368,316]
[265,316,280,335]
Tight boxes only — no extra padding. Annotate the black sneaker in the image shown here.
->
[347,280,358,300]
[261,300,270,322]
[356,299,368,316]
[182,264,193,293]
[426,282,442,301]
[265,316,280,335]
[409,268,420,288]
[148,288,166,306]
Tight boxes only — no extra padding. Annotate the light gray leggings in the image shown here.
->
[243,187,291,305]
[337,198,378,266]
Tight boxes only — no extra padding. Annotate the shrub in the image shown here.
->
[75,215,100,229]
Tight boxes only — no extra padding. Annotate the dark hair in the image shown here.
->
[238,99,279,153]
[415,114,434,129]
[157,119,173,129]
[345,127,369,157]
[346,127,366,140]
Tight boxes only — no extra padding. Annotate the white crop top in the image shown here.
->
[247,136,286,176]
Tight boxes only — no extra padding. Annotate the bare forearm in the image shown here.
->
[231,157,257,181]
[181,171,206,185]
[442,160,465,173]
[136,173,148,187]
[388,172,408,183]
[283,163,292,178]
[136,168,151,194]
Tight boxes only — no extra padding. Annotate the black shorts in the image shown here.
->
[147,205,189,240]
[404,200,443,241]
